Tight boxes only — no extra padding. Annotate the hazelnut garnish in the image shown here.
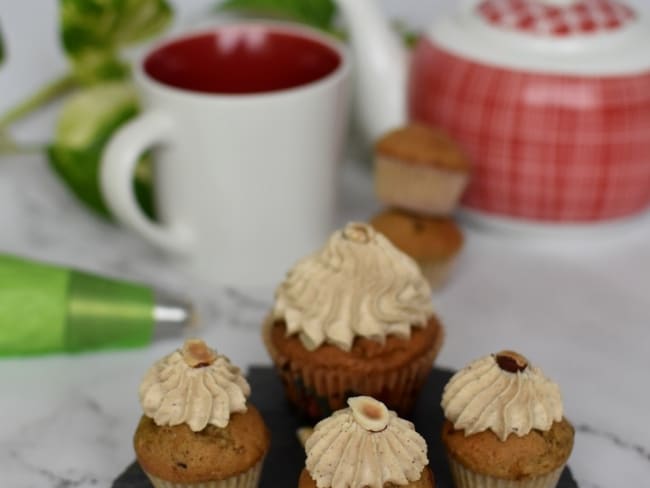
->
[296,427,314,447]
[495,350,529,373]
[342,223,373,244]
[182,339,217,368]
[348,396,390,432]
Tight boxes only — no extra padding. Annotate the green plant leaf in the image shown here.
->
[220,0,336,30]
[48,82,154,219]
[60,0,173,84]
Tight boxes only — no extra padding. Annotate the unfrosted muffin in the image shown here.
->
[263,222,444,419]
[134,339,270,488]
[375,124,470,216]
[370,208,464,290]
[298,396,435,487]
[441,351,574,488]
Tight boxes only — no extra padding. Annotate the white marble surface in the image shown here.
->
[1,149,650,488]
[1,1,650,487]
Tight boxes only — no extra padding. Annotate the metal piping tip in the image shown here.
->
[153,303,194,327]
[153,291,198,338]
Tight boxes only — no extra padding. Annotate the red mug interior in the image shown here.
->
[144,25,342,94]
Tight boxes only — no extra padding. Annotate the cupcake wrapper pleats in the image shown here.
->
[144,457,264,488]
[448,457,565,488]
[262,317,443,419]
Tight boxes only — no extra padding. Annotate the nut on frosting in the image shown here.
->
[441,351,563,441]
[306,396,428,488]
[139,339,250,431]
[273,222,433,351]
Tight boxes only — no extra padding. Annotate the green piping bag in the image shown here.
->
[0,254,192,356]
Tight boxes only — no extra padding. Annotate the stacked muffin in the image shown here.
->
[371,124,471,290]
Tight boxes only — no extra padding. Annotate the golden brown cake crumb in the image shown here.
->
[371,209,463,289]
[441,419,574,480]
[374,125,471,216]
[370,209,463,260]
[134,406,270,484]
[263,317,444,417]
[268,317,442,373]
[375,124,469,171]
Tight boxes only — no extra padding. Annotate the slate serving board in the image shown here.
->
[114,366,578,487]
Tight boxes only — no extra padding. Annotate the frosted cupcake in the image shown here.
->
[441,351,574,488]
[134,339,270,488]
[299,396,435,487]
[263,222,444,419]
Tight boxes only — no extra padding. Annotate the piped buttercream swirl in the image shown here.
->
[273,222,433,351]
[306,396,428,488]
[139,339,250,431]
[441,351,563,441]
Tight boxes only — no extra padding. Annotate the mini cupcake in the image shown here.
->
[299,396,435,488]
[263,222,444,419]
[134,339,270,488]
[441,351,574,488]
[370,208,464,290]
[374,124,471,216]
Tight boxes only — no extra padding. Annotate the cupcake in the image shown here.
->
[441,351,574,488]
[374,124,470,216]
[299,396,435,487]
[134,339,270,488]
[263,222,444,419]
[370,208,464,290]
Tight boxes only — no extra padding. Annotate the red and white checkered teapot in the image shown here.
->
[337,0,650,224]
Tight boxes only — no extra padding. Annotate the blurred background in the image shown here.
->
[1,1,650,486]
[1,0,444,142]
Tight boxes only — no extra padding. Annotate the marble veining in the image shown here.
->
[576,423,650,464]
[2,0,649,483]
[1,152,650,487]
[569,422,650,488]
[3,391,122,487]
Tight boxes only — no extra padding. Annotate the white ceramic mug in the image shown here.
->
[101,23,350,287]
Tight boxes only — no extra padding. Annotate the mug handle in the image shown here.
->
[100,111,191,253]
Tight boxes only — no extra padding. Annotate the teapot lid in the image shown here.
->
[428,0,650,75]
[478,0,636,37]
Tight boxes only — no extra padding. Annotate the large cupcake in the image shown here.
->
[299,396,435,487]
[441,351,574,488]
[263,222,444,419]
[134,339,270,488]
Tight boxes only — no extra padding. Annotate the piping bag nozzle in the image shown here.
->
[0,254,194,356]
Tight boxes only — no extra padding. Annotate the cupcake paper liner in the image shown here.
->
[262,317,444,419]
[448,456,565,488]
[375,156,469,216]
[144,457,264,488]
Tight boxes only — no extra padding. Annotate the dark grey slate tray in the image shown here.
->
[114,366,578,487]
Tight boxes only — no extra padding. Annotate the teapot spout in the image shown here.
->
[335,0,408,143]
